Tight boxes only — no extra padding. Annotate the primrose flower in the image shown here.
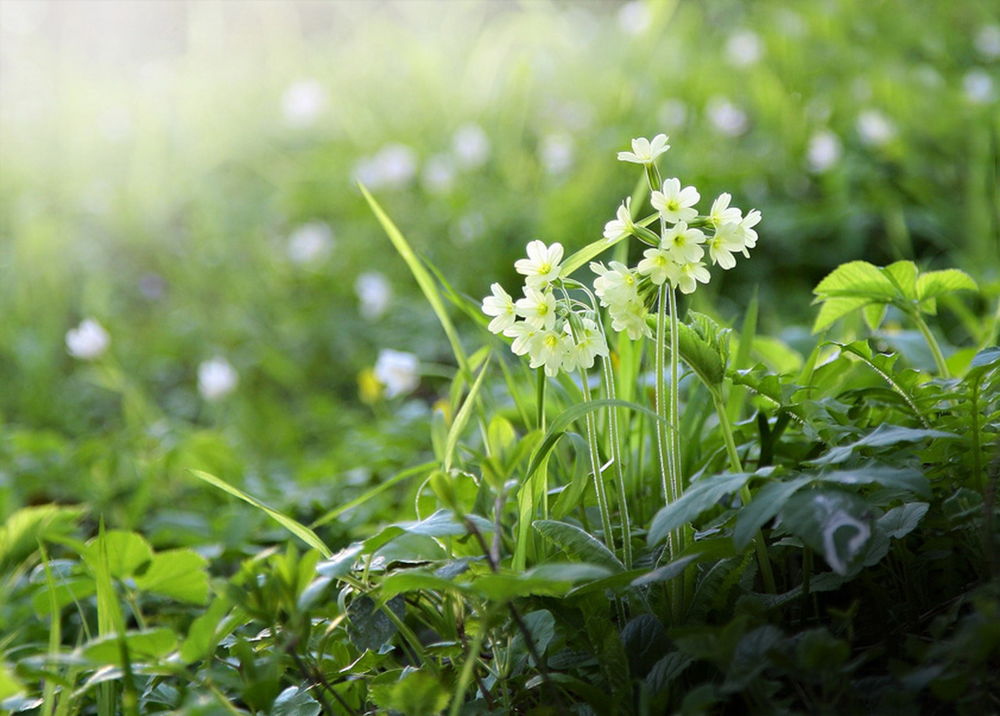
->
[637,247,675,286]
[610,298,652,340]
[663,222,706,264]
[566,318,609,370]
[374,349,420,398]
[603,198,635,240]
[528,329,572,377]
[514,240,563,289]
[707,230,739,270]
[505,321,540,356]
[617,134,670,165]
[708,193,742,228]
[281,79,326,128]
[674,262,711,295]
[651,178,700,224]
[198,357,238,401]
[452,123,491,169]
[481,282,516,334]
[737,209,761,253]
[515,286,557,330]
[591,261,640,308]
[66,318,110,360]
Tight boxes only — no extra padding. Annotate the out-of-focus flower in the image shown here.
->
[540,133,574,174]
[355,271,392,320]
[452,123,491,168]
[455,212,486,244]
[353,144,418,190]
[807,130,842,173]
[963,70,995,104]
[707,97,748,136]
[657,99,688,129]
[281,79,327,127]
[856,109,895,146]
[726,29,763,67]
[421,154,456,194]
[358,367,382,404]
[198,357,238,401]
[515,240,564,289]
[975,24,1000,59]
[66,319,109,360]
[617,134,670,164]
[617,1,651,35]
[374,349,419,398]
[287,222,334,264]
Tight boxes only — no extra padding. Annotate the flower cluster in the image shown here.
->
[482,241,609,376]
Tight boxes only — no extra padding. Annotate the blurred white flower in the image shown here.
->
[455,212,486,244]
[66,319,109,360]
[374,349,419,398]
[657,99,688,129]
[421,154,456,195]
[707,97,748,136]
[355,144,418,190]
[807,130,842,173]
[452,123,491,168]
[355,271,392,320]
[963,70,995,104]
[287,222,334,264]
[99,106,132,142]
[198,357,238,401]
[975,24,1000,59]
[856,109,895,146]
[281,79,327,128]
[540,133,575,175]
[726,29,763,68]
[618,1,651,35]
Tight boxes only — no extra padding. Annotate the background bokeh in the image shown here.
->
[1,0,998,533]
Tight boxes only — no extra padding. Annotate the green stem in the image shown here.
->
[667,287,684,508]
[710,388,777,594]
[654,284,673,506]
[580,368,616,553]
[911,311,950,378]
[602,355,633,568]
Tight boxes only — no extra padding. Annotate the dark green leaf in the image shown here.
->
[733,476,812,549]
[780,490,875,576]
[534,520,624,572]
[648,472,756,546]
[878,502,929,539]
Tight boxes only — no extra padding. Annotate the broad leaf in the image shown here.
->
[82,628,177,665]
[877,502,929,539]
[808,424,956,466]
[83,530,152,580]
[648,472,756,546]
[134,549,209,604]
[733,476,812,549]
[916,269,977,301]
[534,520,624,572]
[813,261,898,301]
[780,490,875,576]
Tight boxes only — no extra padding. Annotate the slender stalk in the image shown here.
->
[654,284,673,505]
[601,355,633,568]
[667,287,684,509]
[580,368,616,553]
[710,388,777,594]
[911,311,950,378]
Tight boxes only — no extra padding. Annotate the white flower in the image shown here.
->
[637,247,675,286]
[651,178,700,224]
[66,319,109,360]
[617,134,670,164]
[673,261,711,295]
[281,79,326,127]
[737,209,761,252]
[707,97,748,136]
[355,271,392,320]
[504,321,540,356]
[287,222,334,264]
[591,260,639,308]
[975,24,1000,60]
[609,299,652,340]
[856,110,895,146]
[726,29,762,68]
[374,349,420,398]
[421,154,456,194]
[603,198,634,240]
[807,130,842,173]
[707,231,739,270]
[515,286,557,330]
[708,193,742,228]
[657,99,688,129]
[514,240,563,289]
[374,144,418,187]
[663,222,706,264]
[455,212,486,244]
[528,329,572,377]
[541,133,574,175]
[481,283,516,334]
[617,0,651,36]
[963,70,994,104]
[198,357,238,401]
[566,318,609,371]
[452,123,490,168]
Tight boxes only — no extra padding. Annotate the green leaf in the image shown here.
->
[560,210,658,277]
[347,595,406,652]
[189,469,331,558]
[472,563,611,600]
[0,504,83,572]
[272,686,321,716]
[877,502,929,539]
[808,424,957,466]
[444,357,489,472]
[812,296,872,333]
[861,302,888,331]
[723,625,785,692]
[31,575,96,616]
[813,261,898,301]
[816,464,929,498]
[916,269,978,301]
[733,476,813,549]
[134,549,209,604]
[311,462,435,528]
[631,554,700,587]
[82,628,177,665]
[882,261,919,300]
[0,663,24,701]
[646,653,694,695]
[648,472,756,546]
[180,598,230,664]
[780,490,874,576]
[83,530,153,579]
[533,520,624,572]
[377,570,471,600]
[369,668,450,715]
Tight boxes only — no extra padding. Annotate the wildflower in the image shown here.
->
[725,29,763,68]
[514,287,557,330]
[355,271,392,320]
[856,110,895,146]
[651,178,700,224]
[422,154,456,194]
[737,209,761,253]
[637,247,675,286]
[663,222,706,264]
[609,298,652,340]
[374,349,419,398]
[707,230,739,270]
[591,261,640,308]
[66,319,109,360]
[603,198,634,240]
[514,240,563,289]
[541,133,574,174]
[481,282,516,334]
[566,318,609,370]
[374,144,418,188]
[657,99,688,129]
[963,70,994,104]
[452,123,490,168]
[505,321,540,356]
[281,79,326,127]
[617,134,670,164]
[287,222,334,264]
[807,130,842,173]
[975,24,1000,60]
[708,193,742,229]
[674,261,711,295]
[617,1,651,36]
[528,329,572,377]
[198,357,238,401]
[707,97,748,136]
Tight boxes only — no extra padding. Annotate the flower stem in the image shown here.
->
[601,355,633,568]
[654,284,673,507]
[911,311,950,378]
[710,387,777,594]
[580,368,616,554]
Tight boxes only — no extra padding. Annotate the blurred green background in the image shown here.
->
[1,0,997,534]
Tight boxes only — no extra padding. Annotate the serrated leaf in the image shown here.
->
[812,296,871,333]
[648,472,755,546]
[882,261,919,300]
[861,302,888,331]
[814,261,898,300]
[780,490,874,576]
[534,520,624,572]
[83,530,153,580]
[134,549,209,604]
[347,595,405,652]
[877,502,929,539]
[916,269,978,301]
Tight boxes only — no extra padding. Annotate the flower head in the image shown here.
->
[663,222,706,264]
[514,286,557,330]
[674,262,711,295]
[708,193,742,228]
[356,271,392,320]
[565,318,609,371]
[66,319,109,360]
[603,198,634,240]
[514,240,563,289]
[198,357,238,401]
[528,329,573,377]
[637,247,675,286]
[591,260,640,307]
[374,349,419,398]
[651,178,700,224]
[617,134,670,164]
[481,282,516,334]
